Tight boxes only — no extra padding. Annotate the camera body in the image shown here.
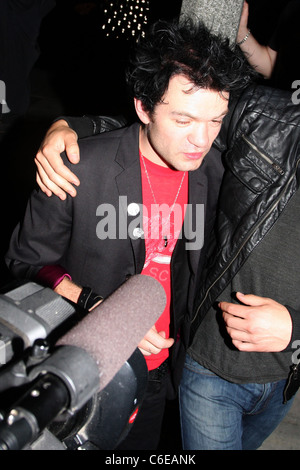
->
[0,282,148,450]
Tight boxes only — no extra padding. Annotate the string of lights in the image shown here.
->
[101,0,150,41]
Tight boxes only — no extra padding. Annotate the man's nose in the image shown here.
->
[188,123,209,148]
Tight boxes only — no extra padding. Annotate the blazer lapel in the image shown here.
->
[114,123,146,273]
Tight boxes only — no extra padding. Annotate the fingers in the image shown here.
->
[138,335,174,356]
[219,292,266,319]
[138,326,174,356]
[36,170,52,198]
[237,1,249,38]
[220,294,293,352]
[241,1,249,22]
[235,292,266,306]
[222,310,269,352]
[35,121,81,198]
[219,300,248,320]
[35,154,79,200]
[220,293,268,328]
[35,142,80,183]
[225,321,252,344]
[35,157,77,200]
[64,135,81,164]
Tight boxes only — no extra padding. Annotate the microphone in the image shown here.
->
[0,275,166,450]
[56,273,166,391]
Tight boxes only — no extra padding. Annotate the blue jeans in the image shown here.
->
[179,354,294,450]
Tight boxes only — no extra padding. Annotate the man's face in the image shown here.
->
[136,74,229,171]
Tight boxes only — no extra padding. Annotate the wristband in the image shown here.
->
[77,286,103,311]
[36,265,72,290]
[53,273,72,289]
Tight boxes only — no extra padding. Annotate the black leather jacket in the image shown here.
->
[191,85,300,343]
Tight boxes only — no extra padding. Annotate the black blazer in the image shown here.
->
[6,123,223,368]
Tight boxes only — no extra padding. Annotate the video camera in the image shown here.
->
[0,281,148,450]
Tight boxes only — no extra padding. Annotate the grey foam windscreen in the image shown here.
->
[58,274,166,390]
[180,0,244,46]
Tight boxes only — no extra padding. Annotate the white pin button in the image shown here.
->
[133,227,144,238]
[128,202,140,216]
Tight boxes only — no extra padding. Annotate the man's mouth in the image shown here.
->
[183,152,204,160]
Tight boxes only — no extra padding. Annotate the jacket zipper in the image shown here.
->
[242,135,285,176]
[192,158,300,324]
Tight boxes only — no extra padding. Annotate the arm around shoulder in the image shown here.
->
[35,119,81,199]
[35,115,127,199]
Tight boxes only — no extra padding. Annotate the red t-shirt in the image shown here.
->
[140,154,188,370]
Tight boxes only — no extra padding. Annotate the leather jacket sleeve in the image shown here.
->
[54,115,127,139]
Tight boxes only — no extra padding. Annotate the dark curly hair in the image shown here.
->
[126,18,256,114]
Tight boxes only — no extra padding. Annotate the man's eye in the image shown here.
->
[211,120,222,126]
[176,120,190,125]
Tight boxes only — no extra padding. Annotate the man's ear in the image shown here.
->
[134,98,151,124]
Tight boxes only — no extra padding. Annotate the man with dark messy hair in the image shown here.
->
[6,20,253,449]
[127,19,252,115]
